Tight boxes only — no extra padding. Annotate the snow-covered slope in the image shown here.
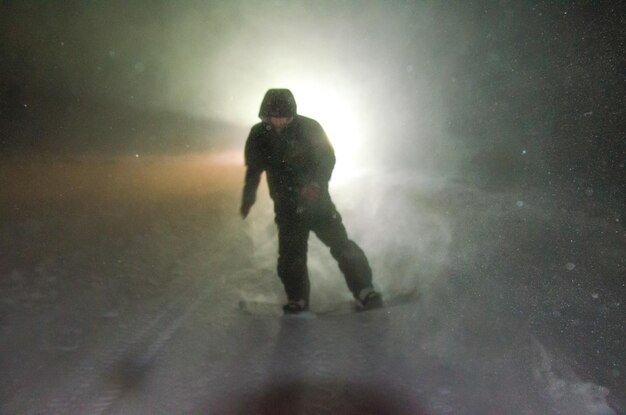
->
[1,156,622,414]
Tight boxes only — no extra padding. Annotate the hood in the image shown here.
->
[259,89,297,118]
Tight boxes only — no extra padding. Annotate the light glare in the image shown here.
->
[289,81,366,183]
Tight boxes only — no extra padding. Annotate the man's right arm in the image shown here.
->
[241,127,264,218]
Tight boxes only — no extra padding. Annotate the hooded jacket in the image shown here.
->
[242,97,336,217]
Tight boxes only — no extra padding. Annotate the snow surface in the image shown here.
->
[0,155,623,414]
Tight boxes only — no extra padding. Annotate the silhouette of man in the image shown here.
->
[240,89,382,314]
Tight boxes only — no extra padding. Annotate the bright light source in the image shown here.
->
[208,45,374,183]
[288,81,367,183]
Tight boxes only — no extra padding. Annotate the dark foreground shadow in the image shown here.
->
[206,378,427,415]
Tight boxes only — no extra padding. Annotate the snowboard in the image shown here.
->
[238,288,419,318]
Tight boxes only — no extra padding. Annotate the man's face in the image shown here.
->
[269,116,292,132]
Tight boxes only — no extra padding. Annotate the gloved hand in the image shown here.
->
[240,201,253,219]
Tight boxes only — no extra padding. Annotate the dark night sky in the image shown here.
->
[1,1,624,199]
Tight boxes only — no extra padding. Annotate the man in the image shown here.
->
[240,88,383,314]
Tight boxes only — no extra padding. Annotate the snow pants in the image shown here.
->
[275,202,373,305]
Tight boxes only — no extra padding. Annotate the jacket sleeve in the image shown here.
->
[309,122,336,186]
[241,127,264,207]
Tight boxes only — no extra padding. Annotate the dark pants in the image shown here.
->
[275,199,373,305]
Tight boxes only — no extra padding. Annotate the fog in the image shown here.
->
[3,2,622,199]
[1,1,624,413]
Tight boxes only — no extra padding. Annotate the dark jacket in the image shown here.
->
[242,115,336,216]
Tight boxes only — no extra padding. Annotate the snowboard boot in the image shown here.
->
[282,299,308,315]
[356,289,384,311]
